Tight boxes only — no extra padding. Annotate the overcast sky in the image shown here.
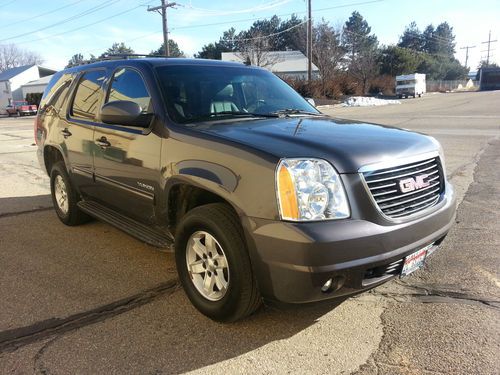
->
[0,0,498,71]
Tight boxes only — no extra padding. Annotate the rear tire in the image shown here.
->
[50,162,90,226]
[175,203,261,322]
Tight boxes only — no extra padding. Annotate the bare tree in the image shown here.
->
[312,20,345,96]
[349,48,379,94]
[236,31,282,69]
[0,44,44,72]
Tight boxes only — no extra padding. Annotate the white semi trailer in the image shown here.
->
[395,73,426,98]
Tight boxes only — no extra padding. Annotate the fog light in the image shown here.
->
[321,278,333,293]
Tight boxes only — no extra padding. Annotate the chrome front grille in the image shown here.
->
[362,156,445,219]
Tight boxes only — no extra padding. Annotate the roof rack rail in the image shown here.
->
[72,54,168,67]
[99,53,166,60]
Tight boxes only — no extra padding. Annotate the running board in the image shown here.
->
[77,200,174,250]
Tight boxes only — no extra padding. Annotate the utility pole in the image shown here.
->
[460,45,476,68]
[307,0,312,83]
[148,0,177,57]
[481,30,497,65]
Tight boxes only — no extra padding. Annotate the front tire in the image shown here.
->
[175,203,261,322]
[50,162,90,226]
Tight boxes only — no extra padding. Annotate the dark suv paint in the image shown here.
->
[36,58,456,322]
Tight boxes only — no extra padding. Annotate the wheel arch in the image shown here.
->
[43,144,67,175]
[165,178,242,234]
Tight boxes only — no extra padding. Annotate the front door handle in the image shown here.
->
[95,136,111,148]
[61,128,72,138]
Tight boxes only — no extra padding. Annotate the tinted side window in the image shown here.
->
[107,68,152,113]
[71,70,106,120]
[41,73,73,111]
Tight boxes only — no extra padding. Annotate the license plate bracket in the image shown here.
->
[400,243,435,277]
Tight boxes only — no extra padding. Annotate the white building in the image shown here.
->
[21,75,54,99]
[0,65,56,110]
[221,51,319,80]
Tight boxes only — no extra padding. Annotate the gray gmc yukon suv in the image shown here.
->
[36,58,456,322]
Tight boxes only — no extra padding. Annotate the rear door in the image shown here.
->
[92,67,161,223]
[65,69,107,196]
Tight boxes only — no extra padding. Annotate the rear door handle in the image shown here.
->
[61,128,72,138]
[95,136,111,148]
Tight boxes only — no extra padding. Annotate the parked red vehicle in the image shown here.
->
[5,101,38,116]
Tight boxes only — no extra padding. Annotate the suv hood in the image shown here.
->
[195,116,438,173]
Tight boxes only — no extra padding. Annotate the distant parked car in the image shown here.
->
[5,101,38,116]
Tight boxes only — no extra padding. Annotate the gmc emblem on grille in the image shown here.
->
[398,174,430,193]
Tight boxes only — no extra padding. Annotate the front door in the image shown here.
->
[92,67,161,224]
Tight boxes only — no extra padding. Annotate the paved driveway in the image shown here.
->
[0,92,499,374]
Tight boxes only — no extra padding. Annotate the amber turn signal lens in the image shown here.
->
[278,164,299,220]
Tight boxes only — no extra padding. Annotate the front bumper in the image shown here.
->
[242,183,456,304]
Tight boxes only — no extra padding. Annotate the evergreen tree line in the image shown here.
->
[195,11,470,97]
[65,11,486,97]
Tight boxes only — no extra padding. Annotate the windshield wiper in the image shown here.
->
[185,111,279,122]
[209,111,279,118]
[271,109,323,117]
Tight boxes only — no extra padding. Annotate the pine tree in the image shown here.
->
[151,40,185,57]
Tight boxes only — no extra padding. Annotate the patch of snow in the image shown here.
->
[342,96,401,107]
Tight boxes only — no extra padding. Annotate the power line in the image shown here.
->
[0,0,16,9]
[230,20,307,42]
[148,1,178,57]
[481,30,497,65]
[460,45,476,68]
[0,0,86,30]
[181,0,291,16]
[170,0,383,31]
[0,1,121,43]
[14,3,149,46]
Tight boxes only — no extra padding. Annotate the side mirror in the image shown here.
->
[305,98,316,107]
[101,100,151,127]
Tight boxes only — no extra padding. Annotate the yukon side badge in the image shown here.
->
[137,182,155,192]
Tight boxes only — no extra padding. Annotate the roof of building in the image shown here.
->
[0,64,57,81]
[21,74,53,87]
[0,65,34,81]
[221,51,319,73]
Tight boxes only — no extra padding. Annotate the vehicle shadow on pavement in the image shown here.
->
[0,194,52,217]
[28,290,346,374]
[0,196,347,374]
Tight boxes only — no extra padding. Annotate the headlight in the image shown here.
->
[276,158,350,221]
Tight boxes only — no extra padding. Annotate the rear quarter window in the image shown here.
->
[40,73,73,111]
[71,70,106,120]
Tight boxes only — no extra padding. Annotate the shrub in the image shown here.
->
[368,75,395,95]
[26,92,43,106]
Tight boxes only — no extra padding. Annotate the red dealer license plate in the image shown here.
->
[401,243,435,277]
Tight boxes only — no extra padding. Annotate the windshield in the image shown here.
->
[155,64,319,124]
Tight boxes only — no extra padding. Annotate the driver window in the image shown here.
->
[107,68,152,113]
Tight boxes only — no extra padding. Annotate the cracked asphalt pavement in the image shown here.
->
[0,91,499,374]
